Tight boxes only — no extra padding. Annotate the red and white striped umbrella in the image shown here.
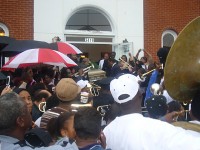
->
[49,42,82,54]
[2,48,77,69]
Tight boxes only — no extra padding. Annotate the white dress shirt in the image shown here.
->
[103,113,200,150]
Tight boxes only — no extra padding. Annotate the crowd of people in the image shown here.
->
[0,46,200,150]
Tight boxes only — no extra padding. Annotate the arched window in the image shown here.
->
[66,8,112,31]
[0,23,9,36]
[162,30,177,47]
[0,27,5,36]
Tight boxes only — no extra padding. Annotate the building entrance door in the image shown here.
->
[72,43,112,63]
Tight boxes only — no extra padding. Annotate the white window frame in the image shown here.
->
[161,30,177,47]
[0,23,9,36]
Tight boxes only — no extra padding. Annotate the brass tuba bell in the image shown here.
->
[150,83,162,95]
[164,16,200,103]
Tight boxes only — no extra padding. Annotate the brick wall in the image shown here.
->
[144,0,200,61]
[0,0,33,40]
[0,0,199,57]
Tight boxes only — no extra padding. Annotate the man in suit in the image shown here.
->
[107,58,121,77]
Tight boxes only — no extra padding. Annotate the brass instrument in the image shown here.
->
[150,83,162,95]
[172,121,200,133]
[38,101,46,112]
[87,82,101,96]
[163,17,200,132]
[164,16,200,103]
[72,65,94,77]
[140,64,163,79]
[141,69,156,79]
[71,103,92,112]
[71,103,92,108]
[119,58,134,69]
[97,105,110,116]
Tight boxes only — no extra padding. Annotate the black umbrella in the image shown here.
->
[0,36,15,45]
[0,36,16,67]
[0,36,15,51]
[1,40,50,57]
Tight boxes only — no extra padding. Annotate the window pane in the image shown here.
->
[66,9,111,31]
[163,33,174,47]
[0,27,5,36]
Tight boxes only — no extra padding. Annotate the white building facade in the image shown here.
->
[34,0,144,61]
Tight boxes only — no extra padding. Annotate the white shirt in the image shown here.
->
[142,64,148,71]
[163,90,175,104]
[35,117,41,127]
[160,78,175,104]
[112,62,117,68]
[99,59,104,69]
[103,113,200,150]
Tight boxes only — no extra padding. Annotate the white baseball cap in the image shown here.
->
[77,79,89,89]
[110,74,139,104]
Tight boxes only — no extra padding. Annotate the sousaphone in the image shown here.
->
[164,16,200,103]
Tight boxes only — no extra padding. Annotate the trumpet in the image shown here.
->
[72,65,94,77]
[119,58,134,69]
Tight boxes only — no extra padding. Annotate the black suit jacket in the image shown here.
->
[110,63,121,77]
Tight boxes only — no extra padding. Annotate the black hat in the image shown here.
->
[96,77,113,85]
[146,95,168,119]
[95,77,113,90]
[24,128,52,147]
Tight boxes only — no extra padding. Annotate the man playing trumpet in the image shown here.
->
[119,54,136,74]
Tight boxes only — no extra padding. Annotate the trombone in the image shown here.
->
[140,69,156,79]
[140,63,163,79]
[119,58,134,69]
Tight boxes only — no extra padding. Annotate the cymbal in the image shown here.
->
[172,121,200,133]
